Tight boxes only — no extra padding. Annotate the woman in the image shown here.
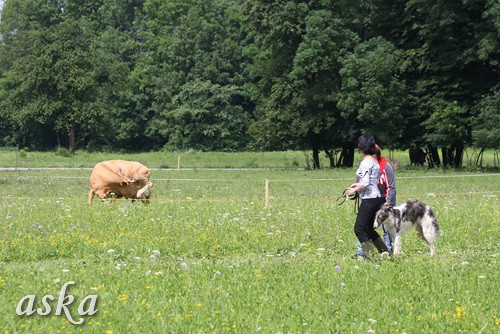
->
[345,134,388,260]
[355,143,396,257]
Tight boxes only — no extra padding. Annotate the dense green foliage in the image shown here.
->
[0,0,498,167]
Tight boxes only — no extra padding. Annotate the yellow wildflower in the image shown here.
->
[118,293,127,303]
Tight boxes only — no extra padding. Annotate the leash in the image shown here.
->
[336,189,360,213]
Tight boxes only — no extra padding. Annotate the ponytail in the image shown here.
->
[374,144,382,160]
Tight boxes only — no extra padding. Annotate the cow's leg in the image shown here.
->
[87,189,96,206]
[109,192,120,204]
[95,188,110,202]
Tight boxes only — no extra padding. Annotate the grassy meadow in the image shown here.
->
[0,152,499,333]
[0,147,498,169]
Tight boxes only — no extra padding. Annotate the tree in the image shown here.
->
[0,0,497,158]
[338,37,407,150]
[244,1,362,168]
[87,0,154,151]
[288,11,360,168]
[423,101,470,168]
[0,0,112,149]
[393,0,499,166]
[140,0,256,151]
[472,86,500,166]
[155,80,251,151]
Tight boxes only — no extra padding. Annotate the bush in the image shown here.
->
[18,148,29,159]
[54,147,74,157]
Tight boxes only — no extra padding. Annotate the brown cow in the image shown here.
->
[88,160,153,205]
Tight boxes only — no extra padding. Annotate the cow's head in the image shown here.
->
[137,181,153,202]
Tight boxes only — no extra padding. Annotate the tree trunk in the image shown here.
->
[324,149,335,168]
[453,146,464,168]
[339,145,355,167]
[448,148,455,167]
[474,148,485,167]
[312,147,320,169]
[442,147,449,167]
[68,124,76,149]
[308,131,321,169]
[427,147,440,168]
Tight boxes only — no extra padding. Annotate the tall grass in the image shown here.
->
[0,168,498,333]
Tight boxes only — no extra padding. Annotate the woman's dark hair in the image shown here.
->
[357,134,376,155]
[374,144,382,160]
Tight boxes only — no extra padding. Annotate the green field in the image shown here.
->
[0,156,499,333]
[0,147,498,169]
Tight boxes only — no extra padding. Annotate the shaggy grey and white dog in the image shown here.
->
[374,200,440,256]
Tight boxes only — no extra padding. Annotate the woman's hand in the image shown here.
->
[345,184,359,196]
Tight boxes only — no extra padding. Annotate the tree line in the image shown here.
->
[0,0,498,168]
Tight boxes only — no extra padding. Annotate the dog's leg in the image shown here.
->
[421,219,438,257]
[415,224,435,256]
[428,242,436,257]
[393,234,402,256]
[415,224,427,242]
[383,223,397,255]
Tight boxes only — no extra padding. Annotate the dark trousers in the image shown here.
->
[354,197,386,243]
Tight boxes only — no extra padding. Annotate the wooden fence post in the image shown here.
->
[265,177,269,208]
